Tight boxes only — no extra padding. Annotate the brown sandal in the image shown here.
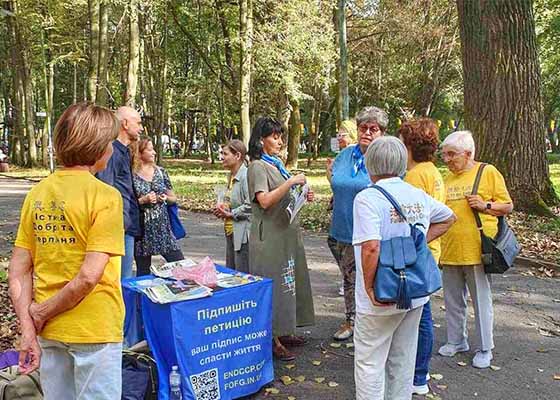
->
[273,342,296,361]
[278,335,308,347]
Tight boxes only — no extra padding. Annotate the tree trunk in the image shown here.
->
[40,21,54,167]
[125,0,140,106]
[276,94,291,159]
[312,88,323,160]
[286,97,301,169]
[73,62,78,104]
[239,0,253,146]
[5,1,24,166]
[87,0,100,102]
[456,0,558,214]
[336,0,349,121]
[10,0,36,167]
[95,0,109,106]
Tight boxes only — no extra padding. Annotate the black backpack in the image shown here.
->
[122,350,158,400]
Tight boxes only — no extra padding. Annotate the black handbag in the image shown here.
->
[471,164,520,274]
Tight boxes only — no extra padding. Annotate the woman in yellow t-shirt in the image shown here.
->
[399,118,445,395]
[9,102,125,398]
[438,130,513,369]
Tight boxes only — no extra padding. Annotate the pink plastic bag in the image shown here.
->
[172,256,217,287]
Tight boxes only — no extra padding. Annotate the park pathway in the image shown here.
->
[1,176,559,399]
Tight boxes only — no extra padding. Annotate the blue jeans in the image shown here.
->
[122,234,135,279]
[414,301,434,386]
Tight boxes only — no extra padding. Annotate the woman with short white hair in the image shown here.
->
[353,136,456,400]
[438,130,513,368]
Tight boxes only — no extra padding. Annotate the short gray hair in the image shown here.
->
[356,106,389,130]
[441,130,475,159]
[365,136,407,177]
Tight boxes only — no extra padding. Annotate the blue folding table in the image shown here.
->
[122,267,274,400]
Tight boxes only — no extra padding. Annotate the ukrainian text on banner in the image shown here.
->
[171,280,273,400]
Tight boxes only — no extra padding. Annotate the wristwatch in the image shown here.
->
[485,202,492,211]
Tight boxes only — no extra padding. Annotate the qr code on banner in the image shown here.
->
[190,368,221,400]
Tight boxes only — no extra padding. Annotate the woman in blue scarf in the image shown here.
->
[328,106,388,341]
[247,116,315,361]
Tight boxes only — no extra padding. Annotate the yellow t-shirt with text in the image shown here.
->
[15,170,125,343]
[404,162,445,263]
[440,162,512,266]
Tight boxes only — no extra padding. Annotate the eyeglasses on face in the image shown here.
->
[358,124,381,135]
[439,150,465,160]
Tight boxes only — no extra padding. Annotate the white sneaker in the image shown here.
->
[438,342,470,357]
[333,322,353,340]
[338,285,344,296]
[472,350,493,369]
[412,384,429,395]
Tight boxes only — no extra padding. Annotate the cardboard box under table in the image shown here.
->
[122,267,274,400]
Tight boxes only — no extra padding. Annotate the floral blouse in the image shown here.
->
[133,167,180,257]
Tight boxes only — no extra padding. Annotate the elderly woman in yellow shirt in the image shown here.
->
[439,130,513,369]
[399,118,445,395]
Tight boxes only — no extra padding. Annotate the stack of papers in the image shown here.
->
[128,278,212,304]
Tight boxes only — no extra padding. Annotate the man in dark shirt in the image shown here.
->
[97,106,143,278]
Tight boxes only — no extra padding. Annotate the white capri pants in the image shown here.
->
[38,337,122,400]
[354,306,423,400]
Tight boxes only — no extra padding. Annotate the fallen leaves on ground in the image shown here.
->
[285,364,296,370]
[294,375,305,383]
[327,381,339,387]
[311,360,321,366]
[280,376,293,386]
[490,365,501,371]
[314,377,325,383]
[0,281,18,351]
[329,342,341,348]
[457,361,467,367]
[431,373,443,380]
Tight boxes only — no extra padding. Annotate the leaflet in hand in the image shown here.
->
[286,184,309,224]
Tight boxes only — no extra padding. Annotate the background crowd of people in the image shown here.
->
[8,101,514,399]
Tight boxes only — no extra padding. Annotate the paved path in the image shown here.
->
[1,176,559,399]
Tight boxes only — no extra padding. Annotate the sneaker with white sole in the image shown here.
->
[438,342,470,357]
[472,350,493,369]
[333,322,353,340]
[412,384,429,395]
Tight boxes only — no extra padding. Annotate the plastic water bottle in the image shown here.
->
[169,365,182,400]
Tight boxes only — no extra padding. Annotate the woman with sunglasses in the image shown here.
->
[328,106,389,341]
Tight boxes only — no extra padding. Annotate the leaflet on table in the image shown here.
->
[150,258,197,278]
[215,272,263,288]
[127,277,212,304]
[286,184,309,224]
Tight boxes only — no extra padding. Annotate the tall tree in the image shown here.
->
[456,0,558,214]
[239,0,253,146]
[125,0,140,106]
[336,0,349,121]
[95,0,109,105]
[8,0,36,166]
[286,97,301,168]
[87,0,100,102]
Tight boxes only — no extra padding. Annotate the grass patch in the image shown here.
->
[0,269,7,283]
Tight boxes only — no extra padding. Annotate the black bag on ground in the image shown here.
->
[471,163,520,274]
[122,350,158,400]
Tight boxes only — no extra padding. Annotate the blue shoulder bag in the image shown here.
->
[371,185,442,309]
